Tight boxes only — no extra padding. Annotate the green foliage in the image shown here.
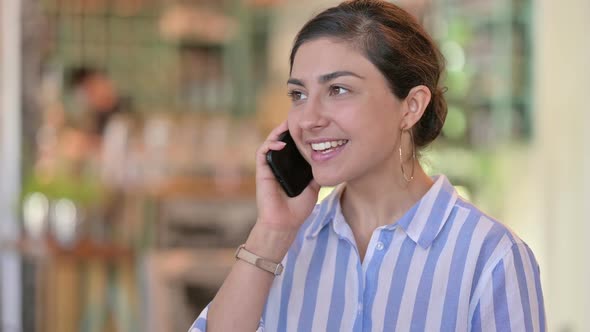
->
[22,171,105,207]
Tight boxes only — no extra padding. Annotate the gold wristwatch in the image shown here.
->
[235,244,284,276]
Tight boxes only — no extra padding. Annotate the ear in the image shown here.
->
[400,85,431,129]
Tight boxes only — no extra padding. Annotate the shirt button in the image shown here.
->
[376,241,384,251]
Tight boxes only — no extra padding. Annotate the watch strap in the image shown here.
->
[235,244,284,276]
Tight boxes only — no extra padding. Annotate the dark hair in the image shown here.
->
[289,0,447,148]
[65,66,104,89]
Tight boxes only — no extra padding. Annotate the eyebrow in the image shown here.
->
[287,70,364,87]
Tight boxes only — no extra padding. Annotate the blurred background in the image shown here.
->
[0,0,588,331]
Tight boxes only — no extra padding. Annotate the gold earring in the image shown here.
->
[399,129,416,182]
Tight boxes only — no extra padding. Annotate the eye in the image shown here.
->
[287,90,308,102]
[329,85,349,96]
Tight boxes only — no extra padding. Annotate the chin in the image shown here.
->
[312,171,345,188]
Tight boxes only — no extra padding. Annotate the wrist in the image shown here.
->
[245,222,298,262]
[235,244,284,276]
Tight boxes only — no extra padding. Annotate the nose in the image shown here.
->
[298,97,329,131]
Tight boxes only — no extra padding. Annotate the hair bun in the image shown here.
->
[413,87,447,148]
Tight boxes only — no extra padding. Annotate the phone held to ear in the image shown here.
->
[266,131,313,197]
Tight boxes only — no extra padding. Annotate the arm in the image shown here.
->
[206,224,297,332]
[198,122,320,332]
[470,243,546,332]
[189,225,295,332]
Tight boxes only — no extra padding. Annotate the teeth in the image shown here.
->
[311,140,347,151]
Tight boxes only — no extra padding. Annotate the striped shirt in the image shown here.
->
[190,175,546,331]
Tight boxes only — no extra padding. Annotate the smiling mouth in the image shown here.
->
[310,140,348,153]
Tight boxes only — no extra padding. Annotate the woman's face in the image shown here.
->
[288,37,405,187]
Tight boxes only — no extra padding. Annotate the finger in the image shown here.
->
[256,140,285,159]
[255,140,286,172]
[257,121,288,162]
[268,140,287,150]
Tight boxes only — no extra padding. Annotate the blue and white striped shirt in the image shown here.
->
[190,175,546,331]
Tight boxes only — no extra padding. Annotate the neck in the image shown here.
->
[341,160,433,237]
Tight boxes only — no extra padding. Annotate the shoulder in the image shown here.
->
[451,196,538,281]
[455,196,525,253]
[452,199,545,322]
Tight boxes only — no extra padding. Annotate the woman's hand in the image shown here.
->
[254,121,320,234]
[207,122,319,332]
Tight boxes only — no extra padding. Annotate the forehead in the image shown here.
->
[291,38,378,79]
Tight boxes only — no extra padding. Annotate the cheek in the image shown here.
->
[286,119,308,158]
[287,112,303,141]
[287,111,299,132]
[287,108,298,122]
[371,98,402,124]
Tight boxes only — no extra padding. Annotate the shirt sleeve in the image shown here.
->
[470,243,546,332]
[188,304,265,332]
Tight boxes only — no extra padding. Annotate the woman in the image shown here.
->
[190,1,545,331]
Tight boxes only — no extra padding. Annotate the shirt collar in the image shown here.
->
[305,175,458,249]
[304,183,345,239]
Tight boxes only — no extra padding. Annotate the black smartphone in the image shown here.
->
[266,131,313,197]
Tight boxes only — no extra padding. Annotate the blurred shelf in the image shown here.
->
[143,175,256,199]
[16,237,134,261]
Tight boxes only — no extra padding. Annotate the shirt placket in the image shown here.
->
[358,227,395,332]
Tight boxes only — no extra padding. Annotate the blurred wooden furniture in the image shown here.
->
[19,238,137,332]
[18,174,257,332]
[143,248,235,332]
